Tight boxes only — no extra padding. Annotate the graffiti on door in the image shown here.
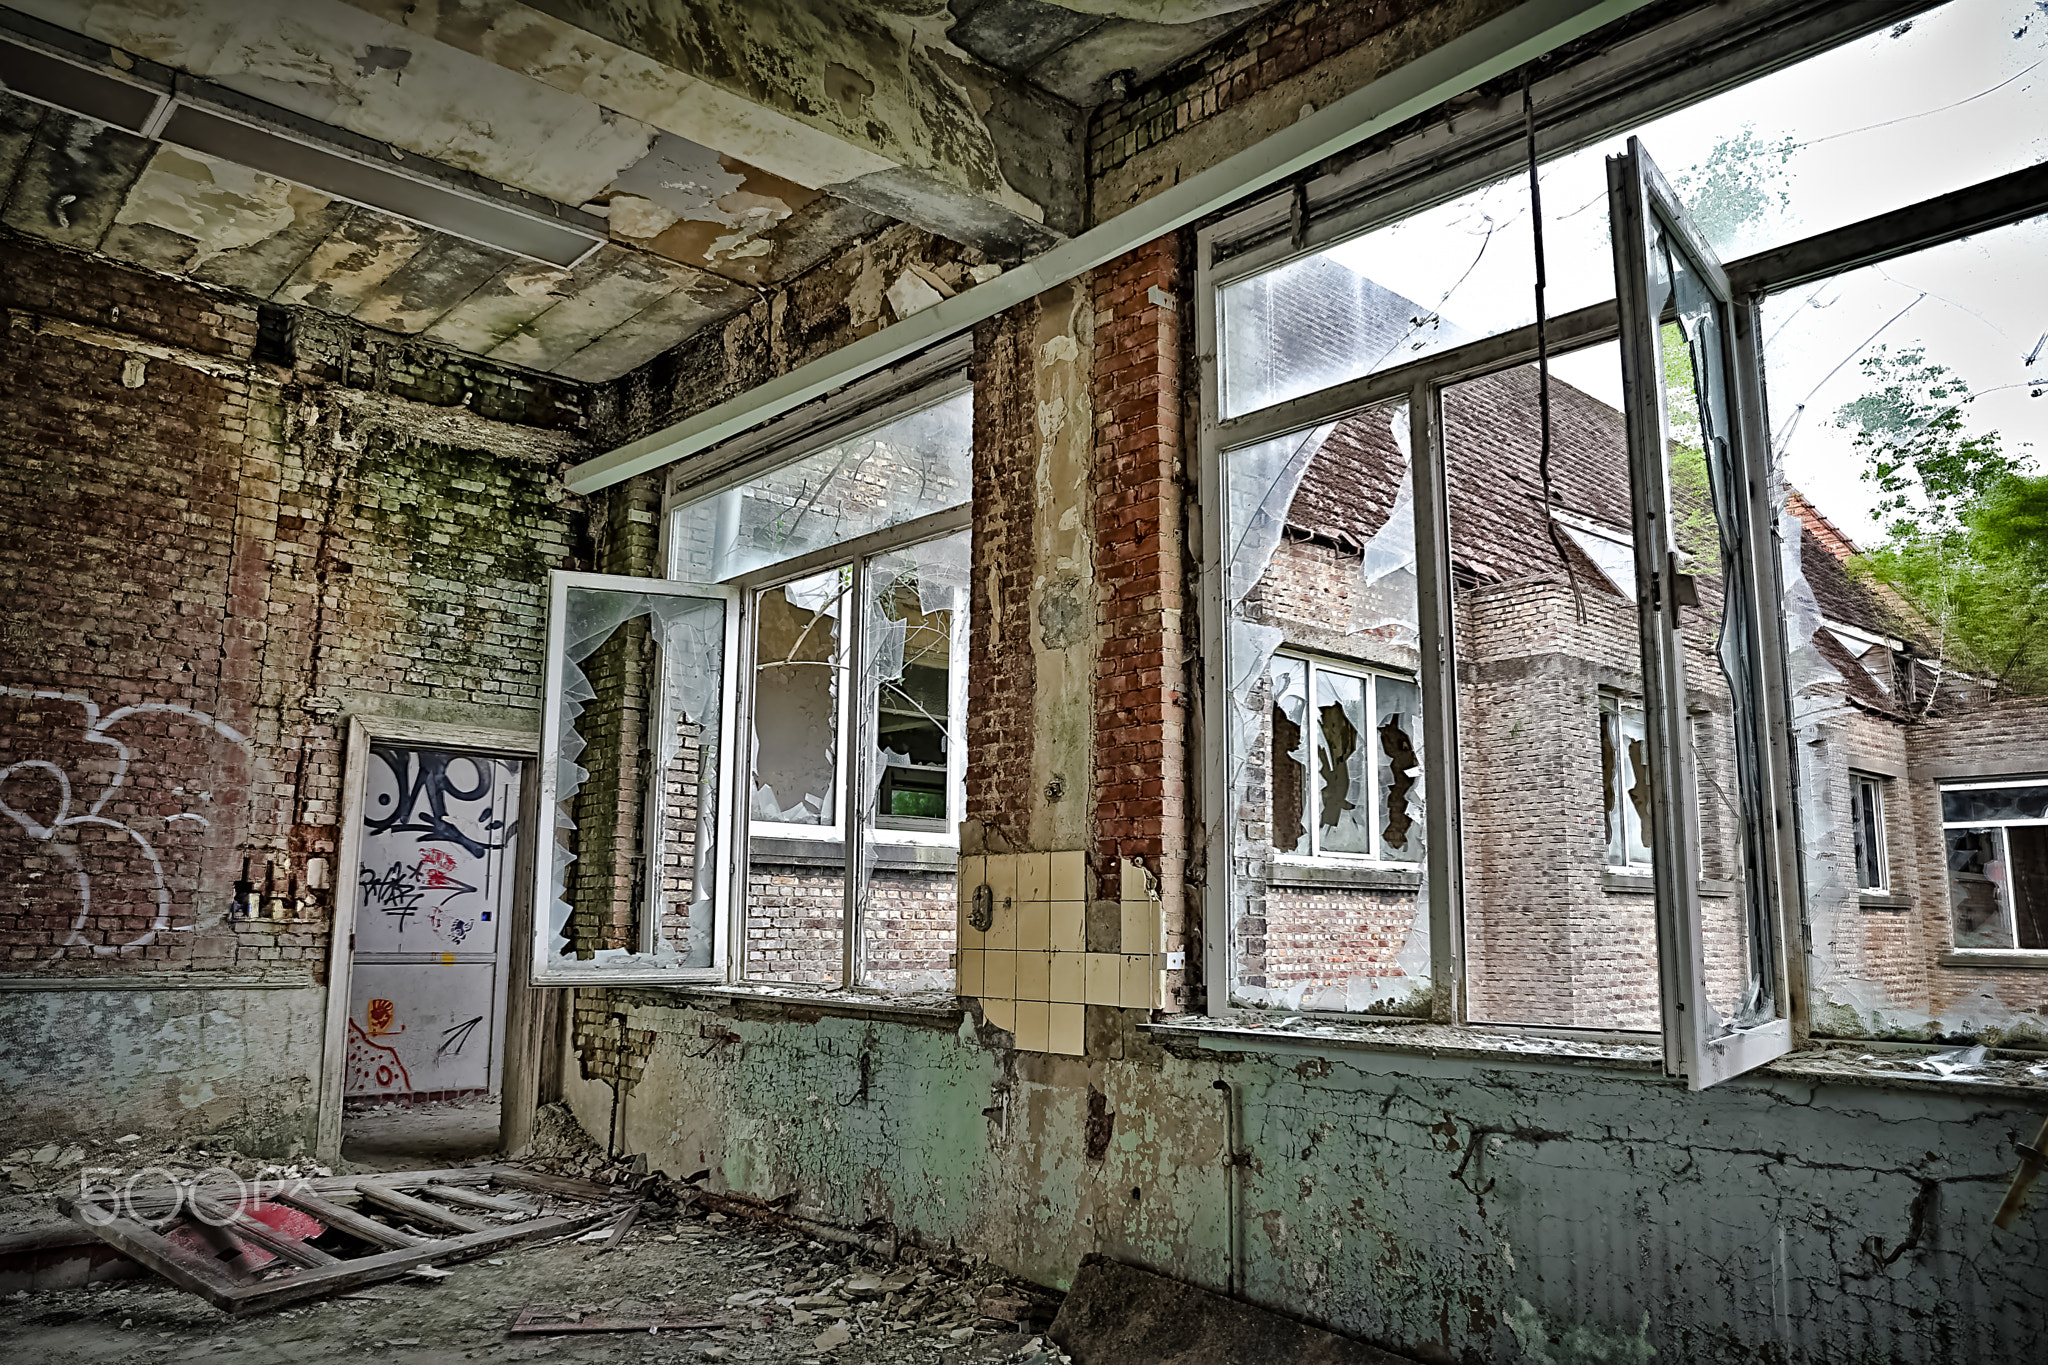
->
[347,744,520,1099]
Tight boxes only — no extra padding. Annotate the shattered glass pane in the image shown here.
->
[1216,0,2045,418]
[1375,675,1423,863]
[1659,225,1770,1034]
[1314,671,1373,855]
[1270,656,1310,856]
[1223,400,1429,1014]
[669,391,972,583]
[856,531,969,991]
[544,582,727,979]
[751,570,846,828]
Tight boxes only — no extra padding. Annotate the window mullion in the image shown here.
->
[1409,379,1464,1024]
[842,560,866,989]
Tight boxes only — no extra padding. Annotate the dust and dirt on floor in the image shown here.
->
[1,1105,1072,1365]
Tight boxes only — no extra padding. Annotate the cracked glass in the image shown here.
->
[1222,399,1431,1014]
[536,576,733,983]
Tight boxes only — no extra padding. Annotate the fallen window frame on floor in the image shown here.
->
[60,1166,625,1316]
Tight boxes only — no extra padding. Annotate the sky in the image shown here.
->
[1291,0,2048,546]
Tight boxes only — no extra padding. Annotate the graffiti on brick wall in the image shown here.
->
[0,685,257,962]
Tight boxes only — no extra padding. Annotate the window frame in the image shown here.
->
[1192,5,2048,1084]
[1268,650,1424,869]
[1851,772,1889,895]
[1939,777,2048,954]
[531,570,743,987]
[659,381,974,992]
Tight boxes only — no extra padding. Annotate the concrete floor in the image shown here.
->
[339,1097,502,1173]
[0,1201,1058,1364]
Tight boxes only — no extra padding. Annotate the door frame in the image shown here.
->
[315,715,542,1164]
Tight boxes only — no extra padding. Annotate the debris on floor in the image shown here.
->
[5,1105,1066,1361]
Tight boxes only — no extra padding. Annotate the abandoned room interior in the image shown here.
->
[0,0,2045,1359]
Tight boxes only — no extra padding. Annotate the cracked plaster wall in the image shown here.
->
[0,985,324,1156]
[560,995,2045,1364]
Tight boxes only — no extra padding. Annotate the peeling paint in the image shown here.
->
[112,146,306,268]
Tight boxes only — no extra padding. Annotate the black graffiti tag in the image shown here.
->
[364,746,515,858]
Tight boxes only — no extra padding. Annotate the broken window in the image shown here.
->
[1759,202,2048,1029]
[1852,775,1888,894]
[1217,399,1430,1015]
[664,386,971,992]
[532,574,737,985]
[1942,781,2048,952]
[1199,0,2048,1080]
[669,391,972,585]
[1602,698,1653,870]
[1270,654,1423,865]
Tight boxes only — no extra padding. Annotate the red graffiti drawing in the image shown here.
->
[347,1017,413,1096]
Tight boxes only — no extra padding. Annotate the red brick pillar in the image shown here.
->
[1091,237,1190,1006]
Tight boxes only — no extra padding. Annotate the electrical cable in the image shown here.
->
[1526,73,1587,624]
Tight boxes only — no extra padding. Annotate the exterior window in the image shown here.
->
[1851,774,1888,894]
[1271,653,1422,865]
[1601,697,1652,869]
[1943,780,2048,951]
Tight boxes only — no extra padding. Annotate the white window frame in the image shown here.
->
[1939,777,2048,954]
[742,537,971,855]
[1268,651,1422,868]
[530,571,743,987]
[658,377,974,990]
[1851,773,1890,895]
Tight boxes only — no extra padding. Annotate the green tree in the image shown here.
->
[1834,347,2047,699]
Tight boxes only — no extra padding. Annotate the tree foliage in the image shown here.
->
[1835,346,2047,699]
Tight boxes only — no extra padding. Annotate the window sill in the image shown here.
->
[1598,872,1739,898]
[1144,1014,1665,1074]
[1265,861,1424,891]
[1144,1018,2048,1099]
[1939,950,2048,970]
[1858,893,1912,911]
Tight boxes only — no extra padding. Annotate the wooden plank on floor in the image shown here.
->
[215,1206,618,1316]
[482,1167,617,1202]
[270,1189,423,1250]
[421,1181,537,1214]
[58,1203,242,1312]
[355,1184,491,1235]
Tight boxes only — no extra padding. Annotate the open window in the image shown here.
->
[1609,138,1795,1087]
[531,573,740,985]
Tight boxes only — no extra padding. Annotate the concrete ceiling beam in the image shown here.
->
[342,0,1087,255]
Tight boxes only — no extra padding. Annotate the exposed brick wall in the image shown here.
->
[1088,0,1439,181]
[965,302,1040,844]
[0,233,588,976]
[1091,238,1190,974]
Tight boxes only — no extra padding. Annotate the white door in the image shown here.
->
[346,744,522,1099]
